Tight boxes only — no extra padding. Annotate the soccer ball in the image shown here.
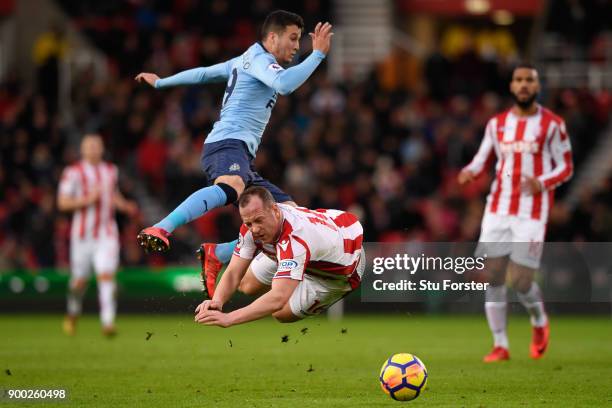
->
[379,353,428,401]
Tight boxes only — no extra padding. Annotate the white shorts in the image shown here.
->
[70,237,119,280]
[251,250,366,319]
[476,212,546,269]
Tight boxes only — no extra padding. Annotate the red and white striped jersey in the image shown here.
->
[234,204,364,284]
[58,161,119,241]
[463,106,573,222]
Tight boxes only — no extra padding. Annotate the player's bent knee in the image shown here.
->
[511,275,533,293]
[481,269,505,287]
[70,278,87,291]
[238,278,257,295]
[508,261,535,293]
[484,258,508,286]
[272,308,301,323]
[215,176,245,197]
[97,273,115,282]
[239,268,270,296]
[489,274,506,287]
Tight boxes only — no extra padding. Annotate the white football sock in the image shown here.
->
[67,281,85,316]
[98,280,117,327]
[485,285,508,349]
[517,282,548,327]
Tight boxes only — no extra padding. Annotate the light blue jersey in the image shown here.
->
[155,43,325,157]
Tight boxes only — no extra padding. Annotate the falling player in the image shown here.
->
[58,134,138,336]
[134,11,333,276]
[458,63,573,361]
[194,186,364,326]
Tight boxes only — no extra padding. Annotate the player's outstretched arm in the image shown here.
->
[134,72,160,87]
[310,22,333,55]
[211,255,251,304]
[252,22,333,95]
[196,278,299,327]
[135,60,234,89]
[194,255,251,322]
[458,122,495,185]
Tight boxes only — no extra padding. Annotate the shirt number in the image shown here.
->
[223,68,238,106]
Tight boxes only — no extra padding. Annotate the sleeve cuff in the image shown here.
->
[312,50,326,59]
[536,177,549,190]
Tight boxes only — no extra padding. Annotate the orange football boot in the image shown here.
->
[196,243,223,299]
[483,346,510,362]
[530,323,550,359]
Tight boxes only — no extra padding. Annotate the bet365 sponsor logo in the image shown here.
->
[499,141,540,154]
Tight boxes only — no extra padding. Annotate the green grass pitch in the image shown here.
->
[1,314,611,407]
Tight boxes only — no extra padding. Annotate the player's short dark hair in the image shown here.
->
[261,10,304,41]
[512,62,538,76]
[239,186,275,209]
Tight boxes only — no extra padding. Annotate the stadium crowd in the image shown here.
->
[0,0,610,270]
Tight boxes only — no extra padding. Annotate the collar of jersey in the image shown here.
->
[257,41,271,55]
[272,210,286,245]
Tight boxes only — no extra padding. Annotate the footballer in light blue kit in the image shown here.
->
[135,10,332,293]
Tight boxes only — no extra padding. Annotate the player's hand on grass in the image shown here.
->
[457,169,476,185]
[310,22,333,55]
[521,175,543,195]
[195,310,233,328]
[194,299,222,316]
[134,72,160,87]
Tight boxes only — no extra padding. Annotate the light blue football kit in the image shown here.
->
[156,43,325,156]
[152,43,325,261]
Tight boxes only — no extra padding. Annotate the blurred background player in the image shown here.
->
[134,10,333,271]
[194,186,364,327]
[458,64,573,362]
[57,134,138,336]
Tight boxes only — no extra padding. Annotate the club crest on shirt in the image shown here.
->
[267,63,284,72]
[229,163,241,171]
[279,240,289,251]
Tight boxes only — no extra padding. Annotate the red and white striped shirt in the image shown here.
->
[464,106,573,222]
[234,205,364,286]
[58,161,119,241]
